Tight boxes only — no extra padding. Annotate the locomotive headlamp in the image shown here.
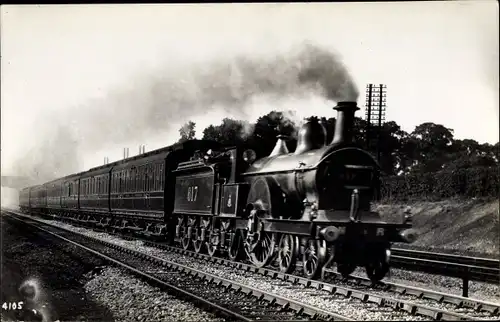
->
[243,149,257,163]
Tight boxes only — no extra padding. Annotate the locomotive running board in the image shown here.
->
[258,218,412,239]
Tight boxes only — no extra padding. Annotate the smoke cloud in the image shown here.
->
[11,42,358,184]
[11,117,81,185]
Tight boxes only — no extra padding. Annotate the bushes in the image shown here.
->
[380,166,499,202]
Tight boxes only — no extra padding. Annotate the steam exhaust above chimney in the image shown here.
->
[331,101,359,145]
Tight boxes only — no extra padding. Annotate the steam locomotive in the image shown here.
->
[18,101,415,282]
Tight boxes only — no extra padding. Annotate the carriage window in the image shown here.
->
[146,164,151,191]
[120,170,125,192]
[126,170,130,192]
[155,163,159,191]
[125,169,130,191]
[152,164,156,191]
[130,167,135,192]
[150,164,154,191]
[145,164,149,192]
[151,164,155,191]
[135,167,140,192]
[137,166,142,192]
[149,164,153,191]
[159,163,164,189]
[146,164,151,192]
[144,165,147,192]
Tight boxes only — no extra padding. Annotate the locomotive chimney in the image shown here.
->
[270,134,289,157]
[294,117,327,155]
[331,101,359,145]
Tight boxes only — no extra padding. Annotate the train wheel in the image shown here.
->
[337,263,356,279]
[193,227,204,253]
[246,231,277,268]
[228,230,243,261]
[181,232,191,250]
[278,234,298,274]
[207,230,220,257]
[365,249,390,282]
[193,239,204,253]
[365,261,389,282]
[302,239,327,279]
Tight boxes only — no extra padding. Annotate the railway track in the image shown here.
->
[5,210,500,321]
[391,248,499,270]
[3,211,351,321]
[389,248,499,297]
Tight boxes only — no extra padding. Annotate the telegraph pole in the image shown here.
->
[364,84,387,163]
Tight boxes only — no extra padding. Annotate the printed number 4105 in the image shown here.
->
[2,302,24,310]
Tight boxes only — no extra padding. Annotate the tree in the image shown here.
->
[202,118,251,147]
[251,111,298,157]
[320,116,336,144]
[445,139,498,171]
[178,121,196,143]
[409,122,455,172]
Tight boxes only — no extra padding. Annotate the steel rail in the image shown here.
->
[391,248,499,269]
[4,212,351,321]
[389,248,499,297]
[5,210,499,321]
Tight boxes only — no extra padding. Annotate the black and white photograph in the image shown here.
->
[1,2,498,321]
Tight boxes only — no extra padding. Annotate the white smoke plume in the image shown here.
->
[11,42,358,183]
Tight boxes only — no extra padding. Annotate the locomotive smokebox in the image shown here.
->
[331,101,360,145]
[294,117,327,155]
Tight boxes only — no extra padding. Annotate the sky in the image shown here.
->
[1,1,499,188]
